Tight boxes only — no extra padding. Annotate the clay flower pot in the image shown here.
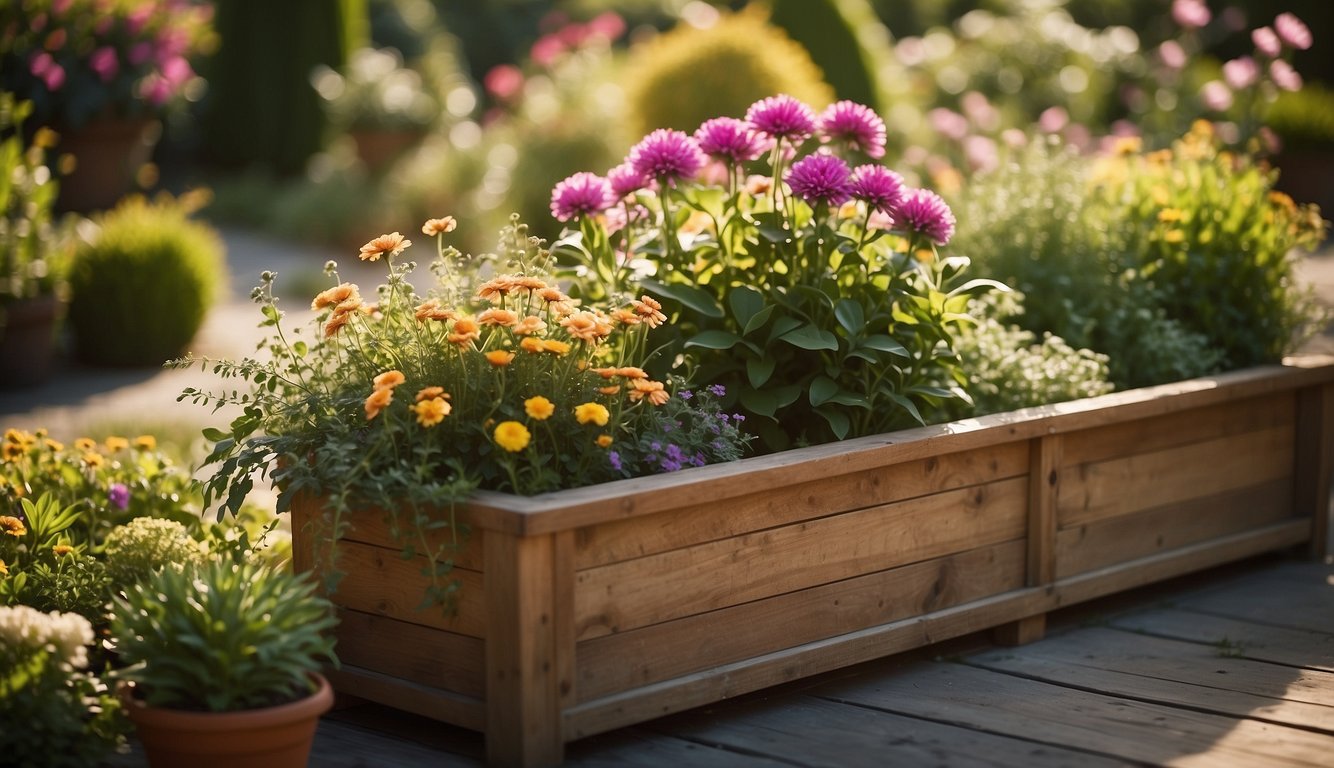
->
[121,673,333,768]
[0,294,64,389]
[56,115,161,213]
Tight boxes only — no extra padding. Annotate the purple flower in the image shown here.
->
[896,188,956,246]
[608,450,622,472]
[660,458,683,472]
[679,390,693,400]
[550,172,612,222]
[785,153,852,207]
[818,101,886,159]
[1171,0,1210,29]
[694,117,767,165]
[707,384,726,397]
[745,94,817,142]
[732,413,745,423]
[606,162,649,200]
[627,129,706,184]
[108,483,130,511]
[1252,27,1281,58]
[1274,12,1312,50]
[850,164,905,216]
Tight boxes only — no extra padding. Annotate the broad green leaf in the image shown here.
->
[889,393,925,425]
[860,334,909,357]
[742,304,776,336]
[780,324,839,351]
[834,299,865,334]
[728,286,765,328]
[747,356,776,388]
[808,376,838,406]
[685,330,744,350]
[641,279,725,319]
[767,315,803,343]
[816,407,851,439]
[828,391,871,408]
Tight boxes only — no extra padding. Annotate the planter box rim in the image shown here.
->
[452,355,1334,535]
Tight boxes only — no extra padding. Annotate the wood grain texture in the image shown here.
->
[334,609,485,698]
[333,540,486,637]
[1110,608,1334,672]
[325,665,484,732]
[1294,383,1334,557]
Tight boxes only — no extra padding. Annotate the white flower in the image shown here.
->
[0,605,94,669]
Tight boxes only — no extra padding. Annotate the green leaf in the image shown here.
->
[816,407,851,439]
[780,324,839,351]
[728,286,765,328]
[834,299,865,334]
[742,304,776,336]
[808,376,838,406]
[860,334,909,357]
[889,393,926,425]
[202,427,229,443]
[685,330,744,350]
[642,279,724,318]
[747,356,776,388]
[767,315,803,343]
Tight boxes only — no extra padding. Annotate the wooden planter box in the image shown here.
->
[291,357,1334,767]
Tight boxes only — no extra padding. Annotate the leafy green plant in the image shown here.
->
[0,95,71,304]
[67,192,224,367]
[101,517,205,591]
[110,559,337,712]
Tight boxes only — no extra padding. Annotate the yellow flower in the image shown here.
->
[43,438,64,451]
[1157,208,1185,223]
[486,350,516,367]
[359,231,411,261]
[365,388,394,420]
[524,396,555,420]
[1112,136,1142,156]
[105,436,129,452]
[82,452,104,468]
[1,443,23,462]
[1164,229,1185,244]
[494,421,531,452]
[596,434,613,448]
[373,370,406,391]
[519,336,545,353]
[421,216,457,236]
[74,437,96,452]
[0,515,26,537]
[133,435,156,451]
[0,558,7,576]
[412,397,451,427]
[574,402,610,426]
[416,386,448,402]
[52,544,75,557]
[540,339,571,355]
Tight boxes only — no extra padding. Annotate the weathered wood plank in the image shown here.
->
[969,626,1334,730]
[290,493,484,570]
[574,477,1028,640]
[1057,423,1294,528]
[1054,479,1295,579]
[1293,383,1334,557]
[1171,570,1334,635]
[325,666,484,732]
[573,442,1029,569]
[334,541,486,637]
[564,727,793,767]
[575,541,1025,702]
[1110,608,1334,673]
[646,694,1135,768]
[309,717,482,767]
[334,609,485,698]
[814,660,1334,767]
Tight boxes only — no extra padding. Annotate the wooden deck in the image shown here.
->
[107,554,1334,766]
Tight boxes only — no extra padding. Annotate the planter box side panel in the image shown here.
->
[1055,393,1302,579]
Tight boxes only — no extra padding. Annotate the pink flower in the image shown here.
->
[588,12,625,41]
[1222,57,1259,90]
[1171,0,1211,30]
[29,50,53,76]
[161,56,193,86]
[785,153,852,207]
[1274,13,1312,50]
[128,41,153,66]
[1252,27,1281,58]
[141,75,173,106]
[1158,40,1188,69]
[745,94,817,143]
[963,135,999,174]
[627,129,706,184]
[550,172,612,221]
[927,108,968,141]
[1200,80,1233,111]
[694,117,766,165]
[42,63,66,91]
[484,65,524,101]
[849,164,904,216]
[1270,59,1303,92]
[818,101,887,159]
[1037,106,1069,134]
[960,91,1000,132]
[89,46,119,83]
[896,188,956,246]
[530,34,564,68]
[607,162,649,200]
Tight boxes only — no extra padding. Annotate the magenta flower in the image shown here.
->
[1274,13,1312,50]
[785,153,852,207]
[550,172,612,222]
[1270,59,1303,92]
[694,117,766,165]
[849,164,904,216]
[1171,0,1210,29]
[1252,27,1281,58]
[896,188,956,246]
[745,94,817,142]
[627,129,706,184]
[818,101,886,159]
[1222,57,1259,90]
[607,162,649,200]
[89,46,119,83]
[108,483,130,511]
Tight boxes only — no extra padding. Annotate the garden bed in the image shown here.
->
[291,356,1334,767]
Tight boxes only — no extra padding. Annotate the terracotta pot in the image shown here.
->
[122,673,333,768]
[55,115,161,212]
[0,294,63,389]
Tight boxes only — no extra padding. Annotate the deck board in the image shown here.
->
[100,557,1334,767]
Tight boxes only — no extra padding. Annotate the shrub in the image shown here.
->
[67,193,224,367]
[101,517,205,591]
[621,9,834,139]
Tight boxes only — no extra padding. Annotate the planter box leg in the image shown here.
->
[1295,384,1334,559]
[484,531,570,768]
[994,436,1061,648]
[993,614,1047,646]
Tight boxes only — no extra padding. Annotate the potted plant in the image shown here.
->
[312,47,442,172]
[0,96,72,389]
[109,557,337,768]
[0,0,214,211]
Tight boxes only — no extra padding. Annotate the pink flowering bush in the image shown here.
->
[552,94,1005,451]
[0,0,214,129]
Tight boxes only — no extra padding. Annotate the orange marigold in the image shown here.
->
[364,387,394,420]
[512,315,547,336]
[598,385,620,395]
[540,339,571,355]
[633,296,667,328]
[519,336,545,353]
[524,396,555,420]
[373,370,406,391]
[448,318,481,346]
[359,231,411,261]
[414,299,457,322]
[629,379,670,405]
[574,402,610,426]
[596,434,613,448]
[493,421,531,452]
[486,350,516,367]
[312,283,359,310]
[514,275,548,291]
[416,386,448,402]
[561,311,612,342]
[0,515,26,537]
[611,308,640,326]
[421,216,458,236]
[477,275,520,304]
[478,308,519,327]
[412,397,451,427]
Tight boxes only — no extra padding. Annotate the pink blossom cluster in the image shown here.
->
[1200,8,1313,114]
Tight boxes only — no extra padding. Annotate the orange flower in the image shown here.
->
[514,275,548,291]
[629,379,670,405]
[412,397,451,427]
[478,308,519,327]
[486,350,516,367]
[364,387,394,420]
[477,275,520,304]
[416,386,448,402]
[540,339,571,355]
[312,283,359,311]
[561,311,612,343]
[524,396,555,420]
[324,310,355,338]
[598,385,620,395]
[82,452,104,468]
[414,299,457,322]
[538,287,574,314]
[359,232,411,261]
[52,544,75,557]
[373,370,406,391]
[611,308,640,326]
[616,366,648,380]
[0,515,26,537]
[633,296,666,328]
[512,315,547,336]
[421,216,457,236]
[596,434,613,448]
[104,436,128,452]
[448,318,481,346]
[574,402,610,426]
[519,336,545,354]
